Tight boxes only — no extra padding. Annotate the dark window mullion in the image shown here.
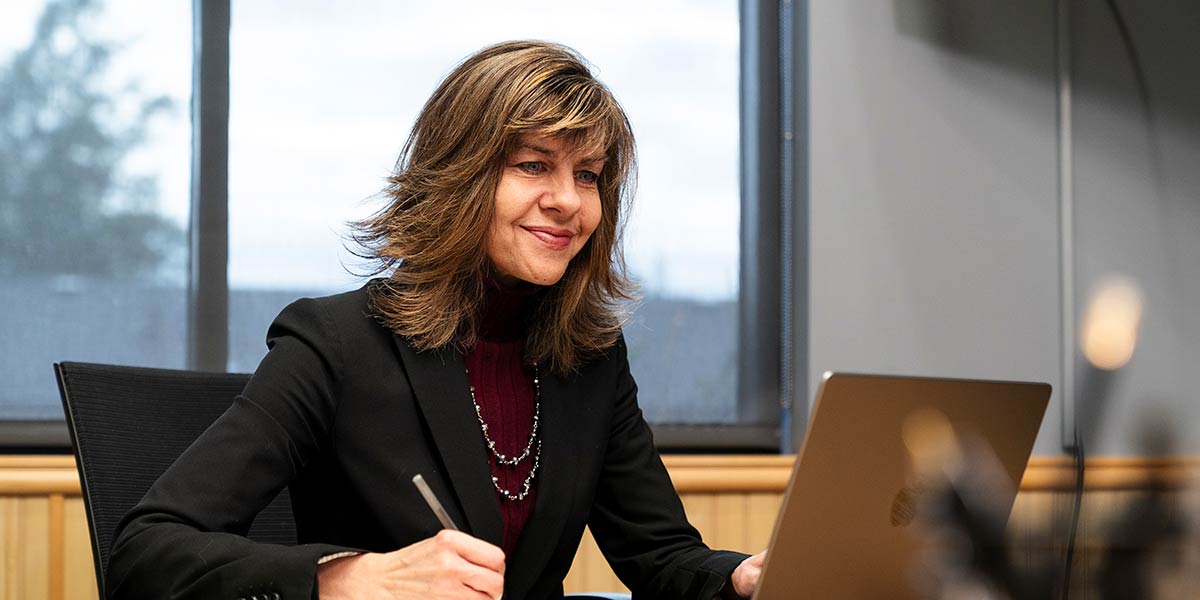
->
[188,0,231,372]
[785,0,810,453]
[737,0,784,440]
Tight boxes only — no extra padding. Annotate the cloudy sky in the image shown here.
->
[3,0,740,300]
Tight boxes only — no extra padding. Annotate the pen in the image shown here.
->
[412,473,460,531]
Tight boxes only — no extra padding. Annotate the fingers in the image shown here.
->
[458,560,505,599]
[433,530,505,599]
[411,530,504,599]
[434,529,507,574]
[322,533,506,600]
[732,550,767,597]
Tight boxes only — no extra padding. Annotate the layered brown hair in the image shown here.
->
[352,40,637,374]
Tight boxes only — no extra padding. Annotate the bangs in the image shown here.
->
[505,75,631,163]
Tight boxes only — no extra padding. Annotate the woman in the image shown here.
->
[108,40,764,600]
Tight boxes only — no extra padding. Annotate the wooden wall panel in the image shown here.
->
[0,496,50,600]
[680,494,717,549]
[62,498,97,600]
[564,526,628,595]
[4,455,1200,599]
[562,490,785,595]
[746,493,784,552]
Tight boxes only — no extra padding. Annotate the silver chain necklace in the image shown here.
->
[466,364,541,501]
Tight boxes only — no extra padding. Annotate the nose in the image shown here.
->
[540,168,582,217]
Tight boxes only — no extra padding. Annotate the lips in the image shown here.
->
[522,226,574,250]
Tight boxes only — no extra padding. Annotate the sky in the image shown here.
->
[2,0,741,301]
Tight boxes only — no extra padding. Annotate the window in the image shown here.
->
[227,1,744,424]
[2,0,793,451]
[0,0,191,444]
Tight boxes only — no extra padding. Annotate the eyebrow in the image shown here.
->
[521,144,606,165]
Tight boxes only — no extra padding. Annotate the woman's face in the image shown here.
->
[486,133,605,286]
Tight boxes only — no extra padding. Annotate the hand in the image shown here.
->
[730,550,765,598]
[317,529,505,599]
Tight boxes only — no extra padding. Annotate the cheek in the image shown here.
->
[488,184,518,247]
[484,208,513,264]
[483,224,499,258]
[490,175,523,230]
[579,193,604,240]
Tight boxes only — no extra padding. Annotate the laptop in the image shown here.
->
[753,372,1050,599]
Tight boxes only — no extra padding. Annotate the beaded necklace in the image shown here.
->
[466,364,541,501]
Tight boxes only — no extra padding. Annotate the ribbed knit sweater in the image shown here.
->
[464,279,540,557]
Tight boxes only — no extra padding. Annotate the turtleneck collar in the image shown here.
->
[477,277,542,341]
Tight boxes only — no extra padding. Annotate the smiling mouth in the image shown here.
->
[522,227,574,250]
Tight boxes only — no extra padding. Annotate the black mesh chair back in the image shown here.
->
[55,361,297,599]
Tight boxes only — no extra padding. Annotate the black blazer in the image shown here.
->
[107,284,746,600]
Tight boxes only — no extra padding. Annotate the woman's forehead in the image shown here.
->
[512,132,608,163]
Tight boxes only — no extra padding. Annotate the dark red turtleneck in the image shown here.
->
[465,279,540,557]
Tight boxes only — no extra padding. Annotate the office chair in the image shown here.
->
[56,361,628,600]
[55,362,294,598]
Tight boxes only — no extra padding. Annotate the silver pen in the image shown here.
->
[412,473,460,531]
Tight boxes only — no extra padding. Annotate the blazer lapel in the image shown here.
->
[507,368,580,595]
[392,336,503,546]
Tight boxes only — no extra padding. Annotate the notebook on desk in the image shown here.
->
[753,372,1050,600]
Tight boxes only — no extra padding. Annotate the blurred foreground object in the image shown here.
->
[1094,417,1198,599]
[904,409,1057,600]
[1069,275,1198,597]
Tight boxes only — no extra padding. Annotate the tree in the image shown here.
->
[0,0,182,282]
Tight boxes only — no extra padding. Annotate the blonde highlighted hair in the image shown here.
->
[352,40,637,373]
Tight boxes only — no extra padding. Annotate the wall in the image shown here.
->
[4,455,1197,599]
[806,1,1063,454]
[0,455,788,599]
[803,1,1200,455]
[1069,1,1200,455]
[0,457,96,600]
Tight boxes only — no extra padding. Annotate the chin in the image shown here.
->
[525,273,565,286]
[523,265,569,286]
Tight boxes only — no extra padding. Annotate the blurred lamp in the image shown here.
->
[1080,276,1144,371]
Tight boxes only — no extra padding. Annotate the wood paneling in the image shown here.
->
[1019,456,1200,491]
[47,494,64,600]
[566,526,628,594]
[562,490,786,595]
[0,456,79,496]
[662,455,795,493]
[2,455,1198,599]
[61,498,97,600]
[1,496,50,600]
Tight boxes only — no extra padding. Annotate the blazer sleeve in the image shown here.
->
[106,298,359,600]
[587,337,750,599]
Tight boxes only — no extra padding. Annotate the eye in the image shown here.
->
[575,170,600,185]
[517,161,546,174]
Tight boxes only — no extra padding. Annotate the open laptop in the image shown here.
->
[753,372,1050,599]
